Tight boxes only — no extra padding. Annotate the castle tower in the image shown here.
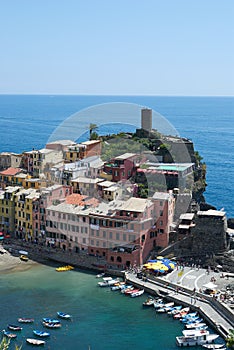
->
[141,108,152,132]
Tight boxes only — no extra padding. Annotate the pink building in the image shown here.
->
[151,191,175,248]
[103,153,137,182]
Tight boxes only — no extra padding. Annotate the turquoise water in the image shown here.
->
[0,264,185,350]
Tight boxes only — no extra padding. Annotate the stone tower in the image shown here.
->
[141,108,152,132]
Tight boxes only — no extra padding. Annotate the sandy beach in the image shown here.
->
[0,248,38,273]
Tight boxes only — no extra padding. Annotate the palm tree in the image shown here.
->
[89,123,98,140]
[226,329,234,349]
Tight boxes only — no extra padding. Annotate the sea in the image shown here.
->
[0,95,233,350]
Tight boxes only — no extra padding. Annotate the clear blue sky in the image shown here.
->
[0,0,233,96]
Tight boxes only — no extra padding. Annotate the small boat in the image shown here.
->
[33,330,50,337]
[42,318,60,324]
[98,278,119,287]
[55,265,74,272]
[26,338,46,346]
[121,286,133,294]
[185,322,207,329]
[18,317,34,323]
[157,302,175,313]
[167,305,182,315]
[202,344,226,349]
[42,321,61,329]
[174,307,190,319]
[57,312,71,319]
[153,299,164,309]
[7,324,22,331]
[130,289,144,298]
[20,254,28,261]
[176,329,219,347]
[142,297,156,307]
[96,272,105,278]
[2,330,17,339]
[124,288,140,295]
[182,317,201,325]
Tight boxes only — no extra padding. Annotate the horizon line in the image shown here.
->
[0,93,233,98]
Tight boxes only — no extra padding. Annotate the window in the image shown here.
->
[83,217,86,223]
[82,238,86,244]
[160,210,163,216]
[103,242,106,248]
[109,232,112,239]
[103,231,106,238]
[63,214,66,219]
[91,229,94,236]
[116,232,120,240]
[123,233,126,241]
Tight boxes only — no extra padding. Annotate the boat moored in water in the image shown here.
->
[7,324,22,331]
[2,330,17,339]
[18,317,34,323]
[176,329,219,347]
[130,289,144,298]
[33,330,50,337]
[57,311,72,319]
[26,338,46,346]
[55,265,74,272]
[42,321,61,329]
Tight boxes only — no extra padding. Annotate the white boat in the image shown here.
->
[98,278,119,287]
[157,302,175,313]
[176,329,219,347]
[96,272,105,278]
[142,297,156,307]
[130,289,144,298]
[202,345,226,349]
[167,305,182,315]
[57,311,71,319]
[153,299,164,308]
[185,322,207,329]
[26,338,45,346]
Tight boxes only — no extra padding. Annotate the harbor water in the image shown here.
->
[0,264,186,350]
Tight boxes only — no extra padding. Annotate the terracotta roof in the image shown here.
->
[0,167,22,176]
[65,193,99,207]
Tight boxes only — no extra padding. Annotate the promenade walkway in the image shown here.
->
[125,271,234,339]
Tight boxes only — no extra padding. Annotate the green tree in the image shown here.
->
[226,329,234,349]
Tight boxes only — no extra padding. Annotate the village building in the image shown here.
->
[0,152,22,170]
[102,153,137,182]
[0,167,24,189]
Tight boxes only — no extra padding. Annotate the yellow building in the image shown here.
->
[0,186,21,235]
[14,188,40,240]
[0,167,23,188]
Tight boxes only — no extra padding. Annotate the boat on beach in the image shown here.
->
[18,317,34,323]
[26,338,46,346]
